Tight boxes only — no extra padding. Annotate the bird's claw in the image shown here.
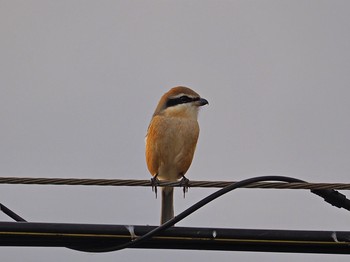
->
[151,176,160,198]
[180,176,190,198]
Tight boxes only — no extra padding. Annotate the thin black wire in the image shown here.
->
[75,175,326,252]
[0,204,27,222]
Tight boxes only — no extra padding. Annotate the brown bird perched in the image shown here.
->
[145,86,208,224]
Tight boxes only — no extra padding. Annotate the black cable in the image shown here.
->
[311,189,350,211]
[75,175,350,252]
[0,203,27,222]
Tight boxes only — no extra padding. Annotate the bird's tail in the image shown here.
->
[161,186,174,224]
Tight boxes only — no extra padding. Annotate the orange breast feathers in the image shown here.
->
[145,115,199,181]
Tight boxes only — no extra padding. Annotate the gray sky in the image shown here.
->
[1,0,350,261]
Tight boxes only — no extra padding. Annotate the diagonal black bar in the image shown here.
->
[0,222,350,254]
[0,204,27,222]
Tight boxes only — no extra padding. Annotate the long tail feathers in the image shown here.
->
[161,186,174,224]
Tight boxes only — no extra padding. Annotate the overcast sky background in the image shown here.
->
[1,1,350,261]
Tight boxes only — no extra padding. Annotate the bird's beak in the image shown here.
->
[196,98,209,106]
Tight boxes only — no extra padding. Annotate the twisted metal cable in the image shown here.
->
[0,176,349,190]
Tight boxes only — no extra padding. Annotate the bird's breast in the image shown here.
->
[145,116,199,181]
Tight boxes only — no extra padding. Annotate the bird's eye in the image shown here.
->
[179,96,191,103]
[165,95,193,108]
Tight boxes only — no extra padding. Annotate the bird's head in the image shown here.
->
[153,86,208,119]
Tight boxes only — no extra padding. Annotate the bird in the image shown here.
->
[145,86,208,224]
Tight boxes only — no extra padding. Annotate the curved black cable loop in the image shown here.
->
[72,175,328,252]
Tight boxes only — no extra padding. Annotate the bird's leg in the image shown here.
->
[180,175,190,198]
[151,174,160,198]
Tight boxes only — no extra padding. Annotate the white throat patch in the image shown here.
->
[164,103,199,119]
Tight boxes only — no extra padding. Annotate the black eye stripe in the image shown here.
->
[166,95,199,108]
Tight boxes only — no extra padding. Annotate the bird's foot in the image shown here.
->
[151,176,160,198]
[180,176,190,198]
